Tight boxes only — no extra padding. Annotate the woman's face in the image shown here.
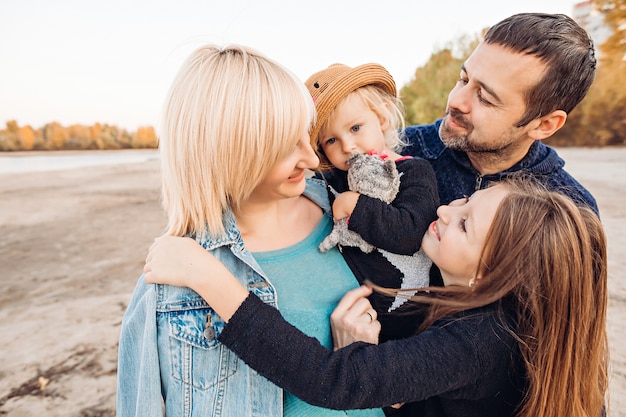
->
[422,185,509,287]
[248,132,319,203]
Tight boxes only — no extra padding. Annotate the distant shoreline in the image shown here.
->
[0,148,158,157]
[0,148,159,174]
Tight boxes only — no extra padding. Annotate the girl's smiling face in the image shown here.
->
[422,185,510,287]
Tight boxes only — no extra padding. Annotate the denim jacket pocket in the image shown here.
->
[168,307,239,390]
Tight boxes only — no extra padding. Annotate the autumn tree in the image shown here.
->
[0,121,36,150]
[66,124,92,149]
[90,123,103,147]
[0,120,20,151]
[548,0,626,146]
[132,126,157,148]
[0,120,160,151]
[17,125,36,150]
[592,0,626,145]
[42,122,69,150]
[400,48,457,125]
[117,128,133,149]
[595,0,626,61]
[400,34,481,126]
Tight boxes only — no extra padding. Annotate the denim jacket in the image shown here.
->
[117,178,332,417]
[402,119,598,214]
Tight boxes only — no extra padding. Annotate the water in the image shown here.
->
[0,150,159,174]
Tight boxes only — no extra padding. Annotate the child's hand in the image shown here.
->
[144,236,209,289]
[331,191,360,221]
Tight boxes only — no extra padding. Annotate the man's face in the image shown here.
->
[439,42,547,156]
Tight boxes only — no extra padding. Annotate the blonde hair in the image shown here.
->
[159,44,315,237]
[377,176,609,416]
[315,85,406,171]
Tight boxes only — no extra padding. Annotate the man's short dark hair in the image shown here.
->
[484,13,596,127]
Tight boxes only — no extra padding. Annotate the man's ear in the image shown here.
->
[528,110,567,141]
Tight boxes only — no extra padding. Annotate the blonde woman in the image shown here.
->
[145,176,608,417]
[116,45,383,417]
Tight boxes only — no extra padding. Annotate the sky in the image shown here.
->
[0,0,579,132]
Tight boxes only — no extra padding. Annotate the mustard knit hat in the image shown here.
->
[305,63,397,155]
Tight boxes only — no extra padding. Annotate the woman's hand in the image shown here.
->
[144,235,249,323]
[330,285,381,350]
[144,236,210,289]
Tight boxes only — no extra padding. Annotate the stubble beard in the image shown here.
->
[440,110,490,153]
[439,110,518,155]
[439,110,528,172]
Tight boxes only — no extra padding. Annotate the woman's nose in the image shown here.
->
[300,139,320,168]
[436,205,450,224]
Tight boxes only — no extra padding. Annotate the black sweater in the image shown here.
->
[219,294,525,417]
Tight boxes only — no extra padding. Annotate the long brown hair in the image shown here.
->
[378,177,609,416]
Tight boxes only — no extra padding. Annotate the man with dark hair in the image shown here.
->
[402,13,598,213]
[392,13,602,417]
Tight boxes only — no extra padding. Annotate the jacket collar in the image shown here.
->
[445,135,565,178]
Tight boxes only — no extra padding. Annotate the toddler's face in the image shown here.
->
[318,93,389,171]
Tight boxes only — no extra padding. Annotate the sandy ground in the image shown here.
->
[0,147,624,416]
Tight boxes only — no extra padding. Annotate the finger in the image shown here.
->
[350,297,375,318]
[334,286,373,314]
[365,309,378,323]
[342,298,375,326]
[146,243,159,263]
[370,319,382,338]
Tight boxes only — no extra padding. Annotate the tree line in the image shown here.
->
[0,121,157,151]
